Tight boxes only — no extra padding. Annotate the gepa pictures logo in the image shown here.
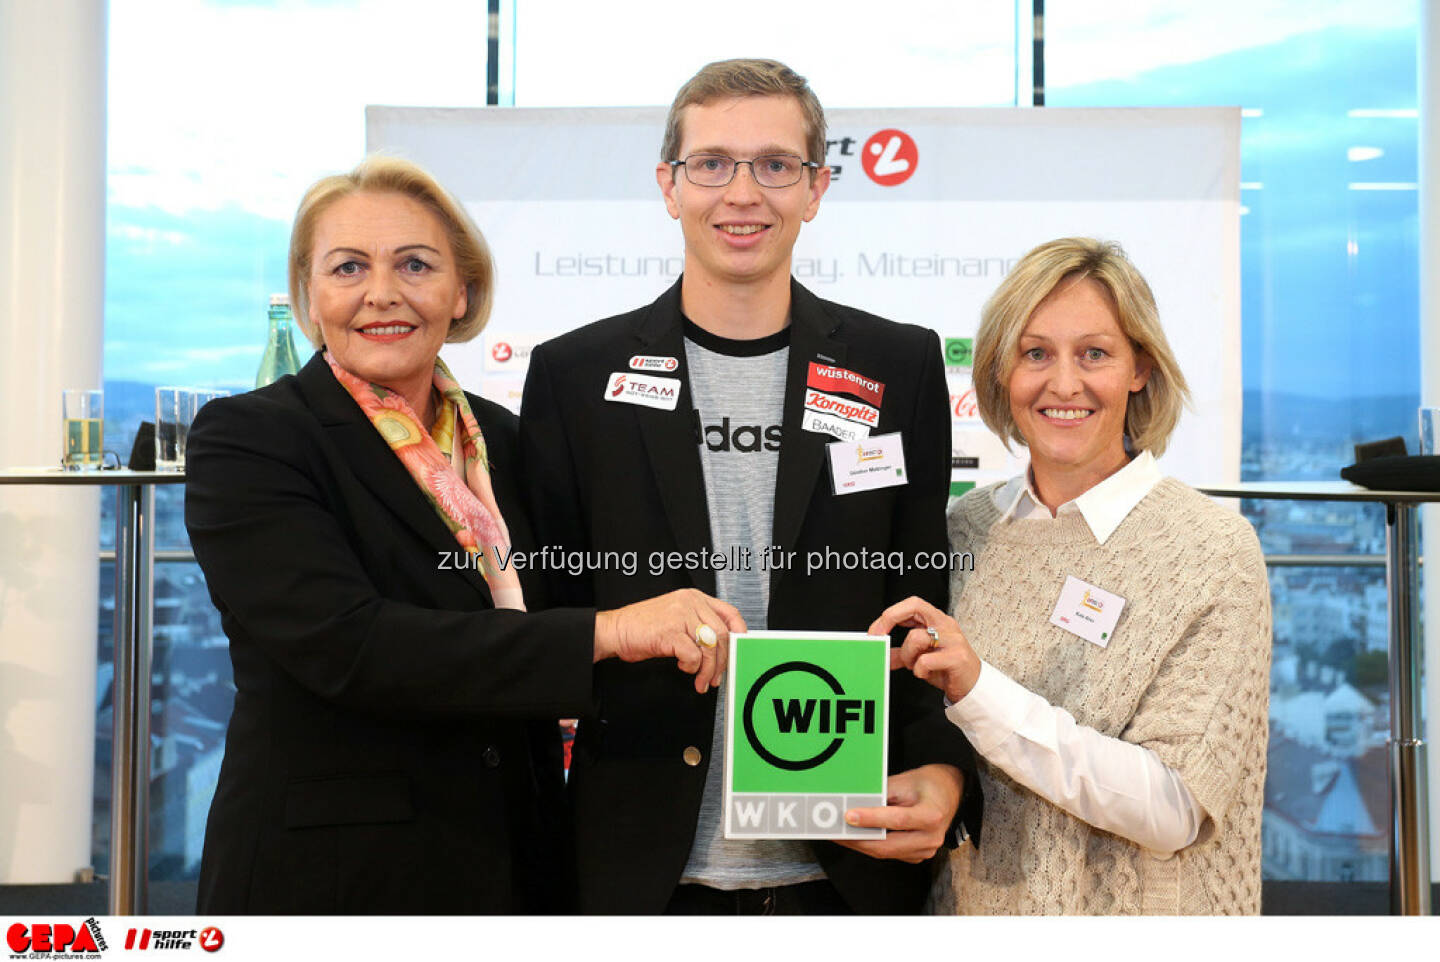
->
[6,920,105,956]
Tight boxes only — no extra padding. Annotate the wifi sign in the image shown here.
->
[861,129,918,187]
[723,632,890,840]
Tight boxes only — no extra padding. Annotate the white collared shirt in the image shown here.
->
[947,451,1206,854]
[994,450,1163,543]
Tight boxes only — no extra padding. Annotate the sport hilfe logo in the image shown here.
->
[741,661,877,772]
[491,341,513,363]
[861,129,918,187]
[123,927,204,951]
[629,354,679,372]
[6,921,106,955]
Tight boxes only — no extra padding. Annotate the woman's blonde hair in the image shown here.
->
[972,237,1190,456]
[288,154,494,348]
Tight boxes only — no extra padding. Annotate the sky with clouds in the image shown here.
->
[104,0,1420,420]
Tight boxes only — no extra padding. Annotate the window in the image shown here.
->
[100,0,493,880]
[1048,0,1418,881]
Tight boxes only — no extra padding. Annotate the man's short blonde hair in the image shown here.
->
[288,155,494,348]
[972,237,1191,456]
[661,58,826,167]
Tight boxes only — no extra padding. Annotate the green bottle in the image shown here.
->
[255,294,303,388]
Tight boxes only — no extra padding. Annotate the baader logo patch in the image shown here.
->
[801,410,870,442]
[604,372,681,411]
[629,354,680,372]
[807,363,884,407]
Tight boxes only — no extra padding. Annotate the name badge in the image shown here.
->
[827,432,907,494]
[603,371,680,411]
[1049,575,1126,647]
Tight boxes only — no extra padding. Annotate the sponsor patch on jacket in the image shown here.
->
[807,362,884,407]
[803,389,880,428]
[629,354,680,372]
[604,371,680,411]
[801,410,870,442]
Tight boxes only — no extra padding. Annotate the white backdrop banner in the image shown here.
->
[367,106,1240,487]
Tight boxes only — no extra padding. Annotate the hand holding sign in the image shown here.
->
[595,588,744,692]
[868,596,982,703]
[838,763,964,863]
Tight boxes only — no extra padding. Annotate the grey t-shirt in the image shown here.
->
[678,319,825,890]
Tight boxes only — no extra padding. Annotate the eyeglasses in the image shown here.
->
[668,153,821,189]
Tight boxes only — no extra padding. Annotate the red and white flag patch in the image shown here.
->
[807,362,885,407]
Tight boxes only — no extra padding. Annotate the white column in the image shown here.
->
[0,0,107,883]
[1421,0,1440,881]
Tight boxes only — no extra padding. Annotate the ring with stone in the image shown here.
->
[696,624,718,648]
[926,627,940,649]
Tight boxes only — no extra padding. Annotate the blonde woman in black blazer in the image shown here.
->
[186,157,740,914]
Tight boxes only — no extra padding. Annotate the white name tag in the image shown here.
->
[603,371,680,411]
[802,409,871,442]
[1049,575,1126,647]
[827,432,907,494]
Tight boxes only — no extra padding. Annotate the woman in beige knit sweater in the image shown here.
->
[871,238,1271,915]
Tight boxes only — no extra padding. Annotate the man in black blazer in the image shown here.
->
[520,59,980,914]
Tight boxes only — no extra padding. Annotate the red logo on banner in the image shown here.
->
[861,129,918,186]
[199,928,224,952]
[807,363,885,407]
[6,923,103,954]
[491,342,513,363]
[952,390,978,419]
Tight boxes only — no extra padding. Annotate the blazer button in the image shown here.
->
[482,746,501,768]
[682,746,702,767]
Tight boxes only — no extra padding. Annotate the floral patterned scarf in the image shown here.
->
[325,351,525,611]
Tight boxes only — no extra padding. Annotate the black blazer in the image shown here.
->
[521,279,980,914]
[185,354,595,914]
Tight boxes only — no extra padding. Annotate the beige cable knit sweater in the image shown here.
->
[933,478,1271,915]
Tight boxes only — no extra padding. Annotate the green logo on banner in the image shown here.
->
[944,337,973,367]
[731,636,887,794]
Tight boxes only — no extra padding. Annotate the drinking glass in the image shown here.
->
[155,387,190,471]
[1420,407,1439,456]
[61,388,103,470]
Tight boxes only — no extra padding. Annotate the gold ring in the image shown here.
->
[696,624,718,648]
[926,627,940,649]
